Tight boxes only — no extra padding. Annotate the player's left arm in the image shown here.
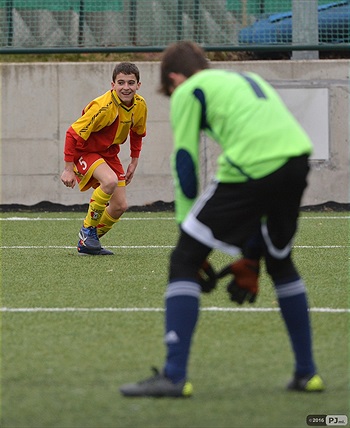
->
[125,131,142,185]
[125,157,139,185]
[126,102,147,185]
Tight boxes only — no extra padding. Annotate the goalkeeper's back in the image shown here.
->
[170,68,312,184]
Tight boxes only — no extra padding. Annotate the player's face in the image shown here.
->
[112,73,141,106]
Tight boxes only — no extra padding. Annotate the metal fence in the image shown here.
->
[0,0,349,53]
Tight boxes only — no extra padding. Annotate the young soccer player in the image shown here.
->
[120,41,325,397]
[61,62,147,255]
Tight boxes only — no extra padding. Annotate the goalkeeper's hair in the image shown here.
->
[160,41,210,96]
[112,62,140,83]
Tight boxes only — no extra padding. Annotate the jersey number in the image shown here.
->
[78,156,87,171]
[240,73,267,99]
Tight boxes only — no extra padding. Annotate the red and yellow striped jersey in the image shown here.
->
[64,89,147,162]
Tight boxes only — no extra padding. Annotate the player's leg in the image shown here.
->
[94,156,126,239]
[77,159,119,255]
[119,181,256,397]
[263,156,324,392]
[97,184,126,238]
[119,231,210,397]
[163,233,211,383]
[162,181,261,385]
[84,164,116,228]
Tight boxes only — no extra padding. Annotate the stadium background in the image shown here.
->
[0,0,349,210]
[1,0,349,52]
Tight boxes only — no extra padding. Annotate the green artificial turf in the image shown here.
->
[0,211,349,427]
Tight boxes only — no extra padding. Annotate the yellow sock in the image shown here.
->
[97,209,120,238]
[84,187,112,228]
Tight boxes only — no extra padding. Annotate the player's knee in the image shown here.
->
[117,200,128,213]
[169,247,199,280]
[265,256,299,282]
[108,200,128,218]
[102,177,120,195]
[169,231,211,281]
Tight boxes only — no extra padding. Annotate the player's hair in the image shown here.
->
[160,41,209,96]
[112,62,140,82]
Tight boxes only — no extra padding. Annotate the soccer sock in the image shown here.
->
[97,208,120,238]
[163,280,201,383]
[275,277,316,377]
[84,187,112,228]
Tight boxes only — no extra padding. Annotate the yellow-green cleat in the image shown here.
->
[120,367,193,398]
[287,373,325,392]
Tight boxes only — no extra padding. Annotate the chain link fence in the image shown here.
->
[0,0,349,52]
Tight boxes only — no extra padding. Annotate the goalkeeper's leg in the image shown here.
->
[261,156,324,391]
[266,254,324,391]
[164,231,211,383]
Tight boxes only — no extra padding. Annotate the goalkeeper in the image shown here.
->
[120,41,325,397]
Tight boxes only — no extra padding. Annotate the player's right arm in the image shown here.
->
[61,96,111,187]
[61,102,101,188]
[60,161,76,188]
[170,87,202,224]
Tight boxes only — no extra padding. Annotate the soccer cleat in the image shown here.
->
[98,247,114,255]
[78,226,101,251]
[287,373,325,392]
[119,367,193,398]
[77,245,114,256]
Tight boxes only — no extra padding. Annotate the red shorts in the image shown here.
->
[74,151,125,191]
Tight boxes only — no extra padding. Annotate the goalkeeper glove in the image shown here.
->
[217,258,260,305]
[197,260,217,293]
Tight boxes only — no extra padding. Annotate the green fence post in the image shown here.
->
[78,0,84,46]
[129,0,137,45]
[177,0,183,41]
[5,0,13,46]
[292,0,319,59]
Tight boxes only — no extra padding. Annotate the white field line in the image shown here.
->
[1,245,175,249]
[1,216,347,314]
[2,215,348,249]
[1,245,348,249]
[0,217,175,221]
[0,306,348,313]
[0,216,349,221]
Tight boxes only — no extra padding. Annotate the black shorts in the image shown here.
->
[181,155,310,257]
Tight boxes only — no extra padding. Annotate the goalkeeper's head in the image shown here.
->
[160,41,210,97]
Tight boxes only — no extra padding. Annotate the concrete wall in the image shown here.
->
[1,60,349,208]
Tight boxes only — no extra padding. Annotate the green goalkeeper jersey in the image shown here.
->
[170,69,313,223]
